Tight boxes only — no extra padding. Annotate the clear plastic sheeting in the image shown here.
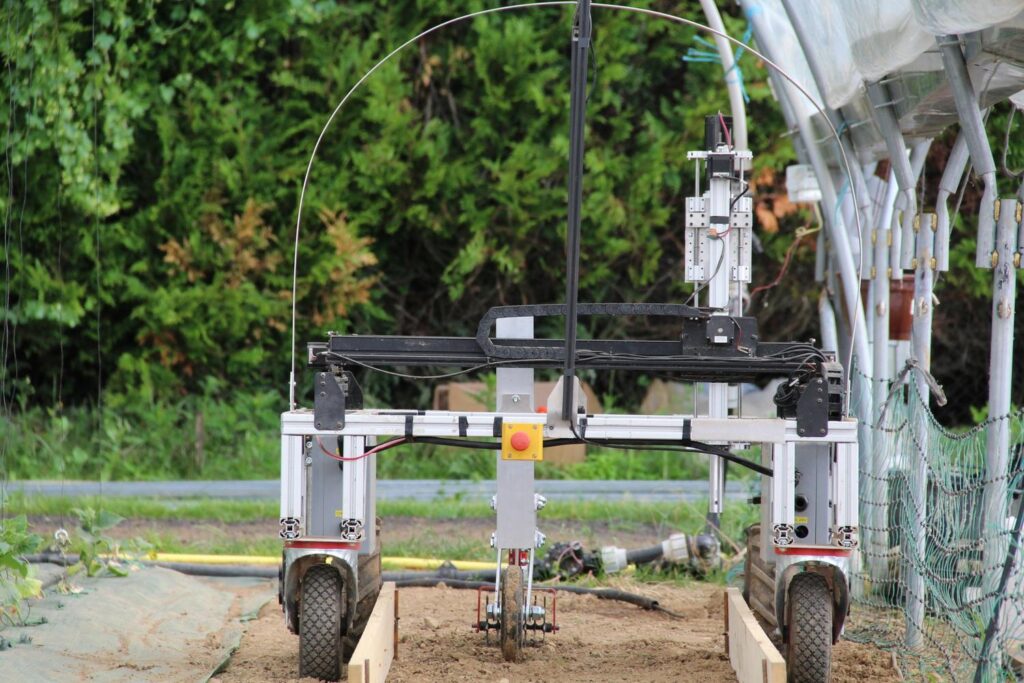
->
[839,0,935,84]
[911,0,1024,36]
[743,0,822,122]
[784,1,863,110]
[746,0,1024,112]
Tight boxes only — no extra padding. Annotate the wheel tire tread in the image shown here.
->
[500,566,524,662]
[787,573,833,683]
[299,564,342,681]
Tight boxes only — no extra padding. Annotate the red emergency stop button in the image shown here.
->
[510,431,531,451]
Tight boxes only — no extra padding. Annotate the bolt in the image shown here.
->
[305,456,313,465]
[512,394,521,404]
[798,428,806,436]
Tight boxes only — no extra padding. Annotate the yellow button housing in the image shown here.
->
[500,422,544,461]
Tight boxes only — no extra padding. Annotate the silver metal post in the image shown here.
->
[495,317,537,552]
[906,213,937,648]
[870,170,898,581]
[982,200,1020,608]
[706,169,732,530]
[937,35,998,268]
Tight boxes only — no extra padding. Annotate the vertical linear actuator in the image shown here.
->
[561,0,592,421]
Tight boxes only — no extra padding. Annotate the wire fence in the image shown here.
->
[848,370,1024,681]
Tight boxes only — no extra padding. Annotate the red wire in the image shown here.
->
[750,234,805,298]
[316,436,405,461]
[718,111,732,149]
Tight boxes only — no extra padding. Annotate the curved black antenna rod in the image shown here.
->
[562,0,592,420]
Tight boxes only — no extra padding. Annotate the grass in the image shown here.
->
[5,493,759,561]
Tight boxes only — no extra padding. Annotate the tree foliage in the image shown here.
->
[2,0,801,410]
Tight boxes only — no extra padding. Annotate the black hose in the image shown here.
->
[156,562,277,578]
[389,578,683,617]
[625,544,664,565]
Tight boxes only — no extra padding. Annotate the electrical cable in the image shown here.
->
[749,229,809,299]
[323,352,538,380]
[1001,104,1023,180]
[717,111,732,148]
[388,578,685,617]
[317,432,771,476]
[287,1,867,409]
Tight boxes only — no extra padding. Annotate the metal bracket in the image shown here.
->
[313,369,362,430]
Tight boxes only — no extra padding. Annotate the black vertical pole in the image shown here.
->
[562,0,591,421]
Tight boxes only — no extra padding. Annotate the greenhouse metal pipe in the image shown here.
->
[906,210,938,649]
[938,34,1016,619]
[937,34,997,268]
[697,0,747,152]
[935,132,970,271]
[866,82,918,273]
[780,0,876,244]
[982,197,1020,613]
[867,169,899,582]
[744,2,873,387]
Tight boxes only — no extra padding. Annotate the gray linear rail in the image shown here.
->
[5,479,753,503]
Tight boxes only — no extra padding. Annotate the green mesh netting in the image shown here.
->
[847,369,1024,681]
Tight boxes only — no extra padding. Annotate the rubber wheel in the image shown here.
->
[500,565,525,662]
[786,572,833,683]
[299,564,343,681]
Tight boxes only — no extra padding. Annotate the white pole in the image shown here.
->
[697,0,747,151]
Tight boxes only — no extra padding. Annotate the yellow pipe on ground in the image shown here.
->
[147,552,495,571]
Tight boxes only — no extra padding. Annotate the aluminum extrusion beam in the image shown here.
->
[281,410,858,445]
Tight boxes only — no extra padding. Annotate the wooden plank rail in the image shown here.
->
[724,587,786,683]
[347,583,398,683]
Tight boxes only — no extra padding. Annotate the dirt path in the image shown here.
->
[216,578,899,683]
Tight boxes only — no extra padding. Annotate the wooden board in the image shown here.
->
[724,587,786,683]
[347,582,397,683]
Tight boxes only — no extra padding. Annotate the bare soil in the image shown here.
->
[216,578,899,683]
